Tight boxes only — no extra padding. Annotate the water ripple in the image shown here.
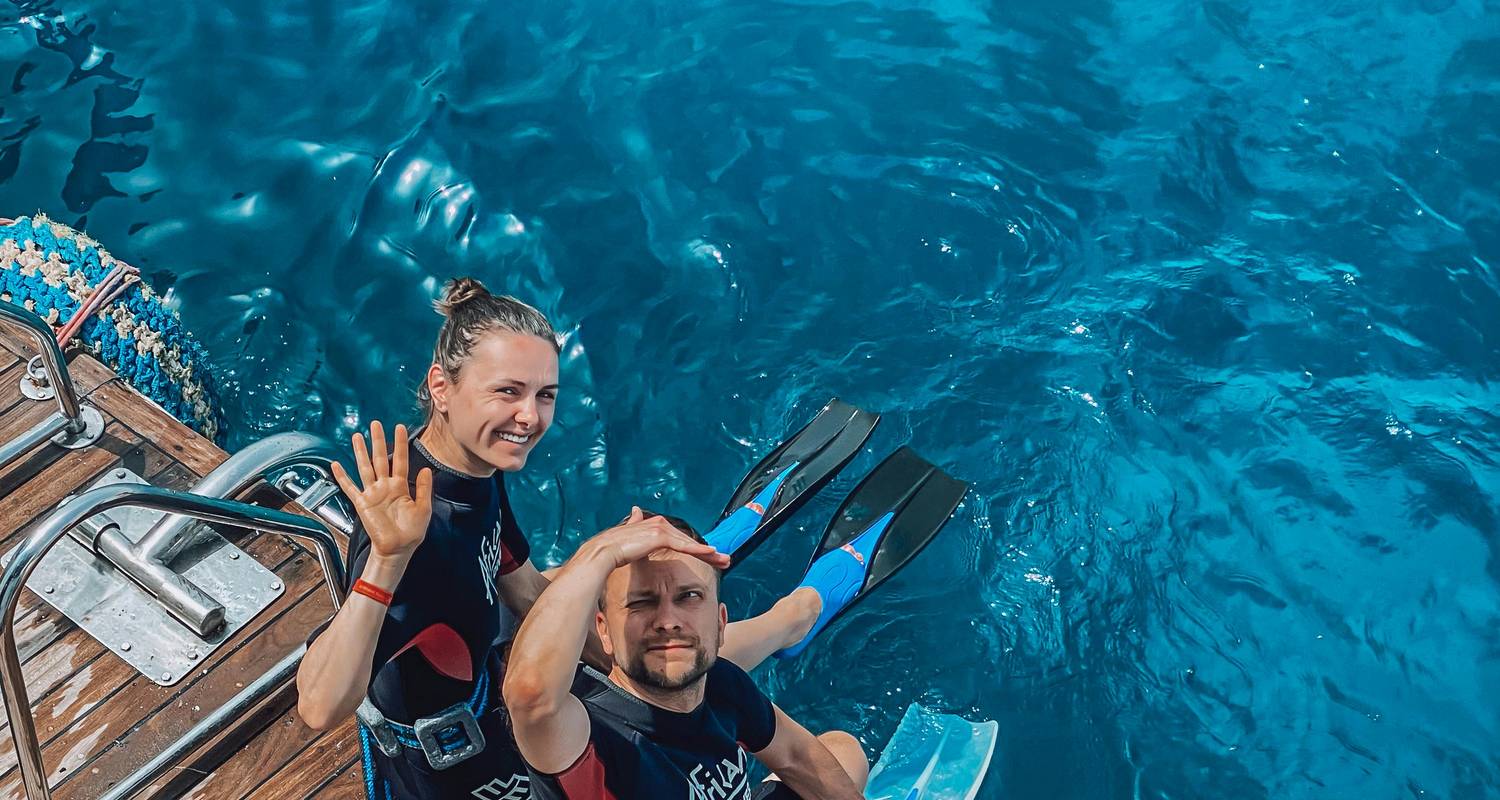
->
[3,0,1499,796]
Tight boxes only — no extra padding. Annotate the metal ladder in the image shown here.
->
[0,301,355,800]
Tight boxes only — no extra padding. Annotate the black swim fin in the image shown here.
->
[704,398,880,571]
[777,447,968,657]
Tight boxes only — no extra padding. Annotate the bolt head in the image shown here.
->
[120,642,132,652]
[161,672,172,682]
[270,580,282,591]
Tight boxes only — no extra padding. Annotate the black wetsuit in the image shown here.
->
[352,438,535,800]
[526,659,803,800]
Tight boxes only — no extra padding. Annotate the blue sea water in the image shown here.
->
[2,0,1499,796]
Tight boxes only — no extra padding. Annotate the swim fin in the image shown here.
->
[704,399,880,570]
[864,703,998,800]
[776,447,967,658]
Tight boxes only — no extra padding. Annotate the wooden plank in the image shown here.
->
[0,329,363,800]
[42,580,335,798]
[173,708,353,800]
[171,708,319,800]
[0,423,304,703]
[0,424,149,671]
[0,342,116,413]
[0,530,299,746]
[0,329,39,361]
[238,720,358,800]
[85,379,225,477]
[0,360,48,483]
[53,588,337,798]
[0,334,118,388]
[11,606,74,666]
[0,422,138,551]
[0,360,27,416]
[0,359,121,492]
[307,757,367,800]
[0,554,325,798]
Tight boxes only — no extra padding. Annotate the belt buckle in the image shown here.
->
[355,698,400,758]
[413,701,486,770]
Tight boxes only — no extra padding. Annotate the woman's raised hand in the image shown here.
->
[330,421,434,561]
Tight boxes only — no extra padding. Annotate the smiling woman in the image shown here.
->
[295,277,567,799]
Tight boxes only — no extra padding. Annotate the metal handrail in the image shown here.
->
[0,483,347,800]
[0,300,102,473]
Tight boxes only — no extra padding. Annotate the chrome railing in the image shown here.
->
[0,483,347,800]
[0,301,104,473]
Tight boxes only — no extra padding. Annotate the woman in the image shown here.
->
[296,278,820,799]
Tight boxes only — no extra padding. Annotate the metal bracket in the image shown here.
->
[355,698,402,757]
[18,356,54,401]
[13,469,284,685]
[50,405,105,449]
[274,471,356,536]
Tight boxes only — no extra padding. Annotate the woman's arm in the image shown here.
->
[297,553,411,729]
[295,422,433,730]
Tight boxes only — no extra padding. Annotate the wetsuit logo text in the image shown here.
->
[471,773,529,800]
[478,519,505,605]
[687,748,751,800]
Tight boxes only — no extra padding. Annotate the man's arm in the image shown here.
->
[499,551,603,773]
[498,560,612,671]
[753,705,865,800]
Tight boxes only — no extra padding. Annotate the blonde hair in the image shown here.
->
[417,277,560,419]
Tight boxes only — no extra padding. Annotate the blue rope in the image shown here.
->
[0,215,227,444]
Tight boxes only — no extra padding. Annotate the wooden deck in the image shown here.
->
[0,329,360,799]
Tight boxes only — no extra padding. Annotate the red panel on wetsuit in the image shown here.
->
[392,623,472,682]
[499,547,523,575]
[555,741,616,800]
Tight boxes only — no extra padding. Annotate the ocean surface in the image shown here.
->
[2,0,1498,796]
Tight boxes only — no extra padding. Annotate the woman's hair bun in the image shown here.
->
[435,277,491,317]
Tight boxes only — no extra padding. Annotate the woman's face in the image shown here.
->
[427,331,559,472]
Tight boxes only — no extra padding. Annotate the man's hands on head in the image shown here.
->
[580,507,730,571]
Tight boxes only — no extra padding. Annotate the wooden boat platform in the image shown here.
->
[0,329,362,799]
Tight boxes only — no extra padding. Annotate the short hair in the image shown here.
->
[644,511,702,542]
[598,510,721,611]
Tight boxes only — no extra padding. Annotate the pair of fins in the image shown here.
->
[702,398,969,659]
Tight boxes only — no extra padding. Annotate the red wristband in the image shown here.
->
[352,579,394,606]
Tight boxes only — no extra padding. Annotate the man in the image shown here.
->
[504,508,869,800]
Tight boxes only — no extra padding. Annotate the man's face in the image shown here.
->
[599,553,726,692]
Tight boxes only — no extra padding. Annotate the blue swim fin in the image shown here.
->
[776,447,967,658]
[704,399,879,569]
[865,704,998,800]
